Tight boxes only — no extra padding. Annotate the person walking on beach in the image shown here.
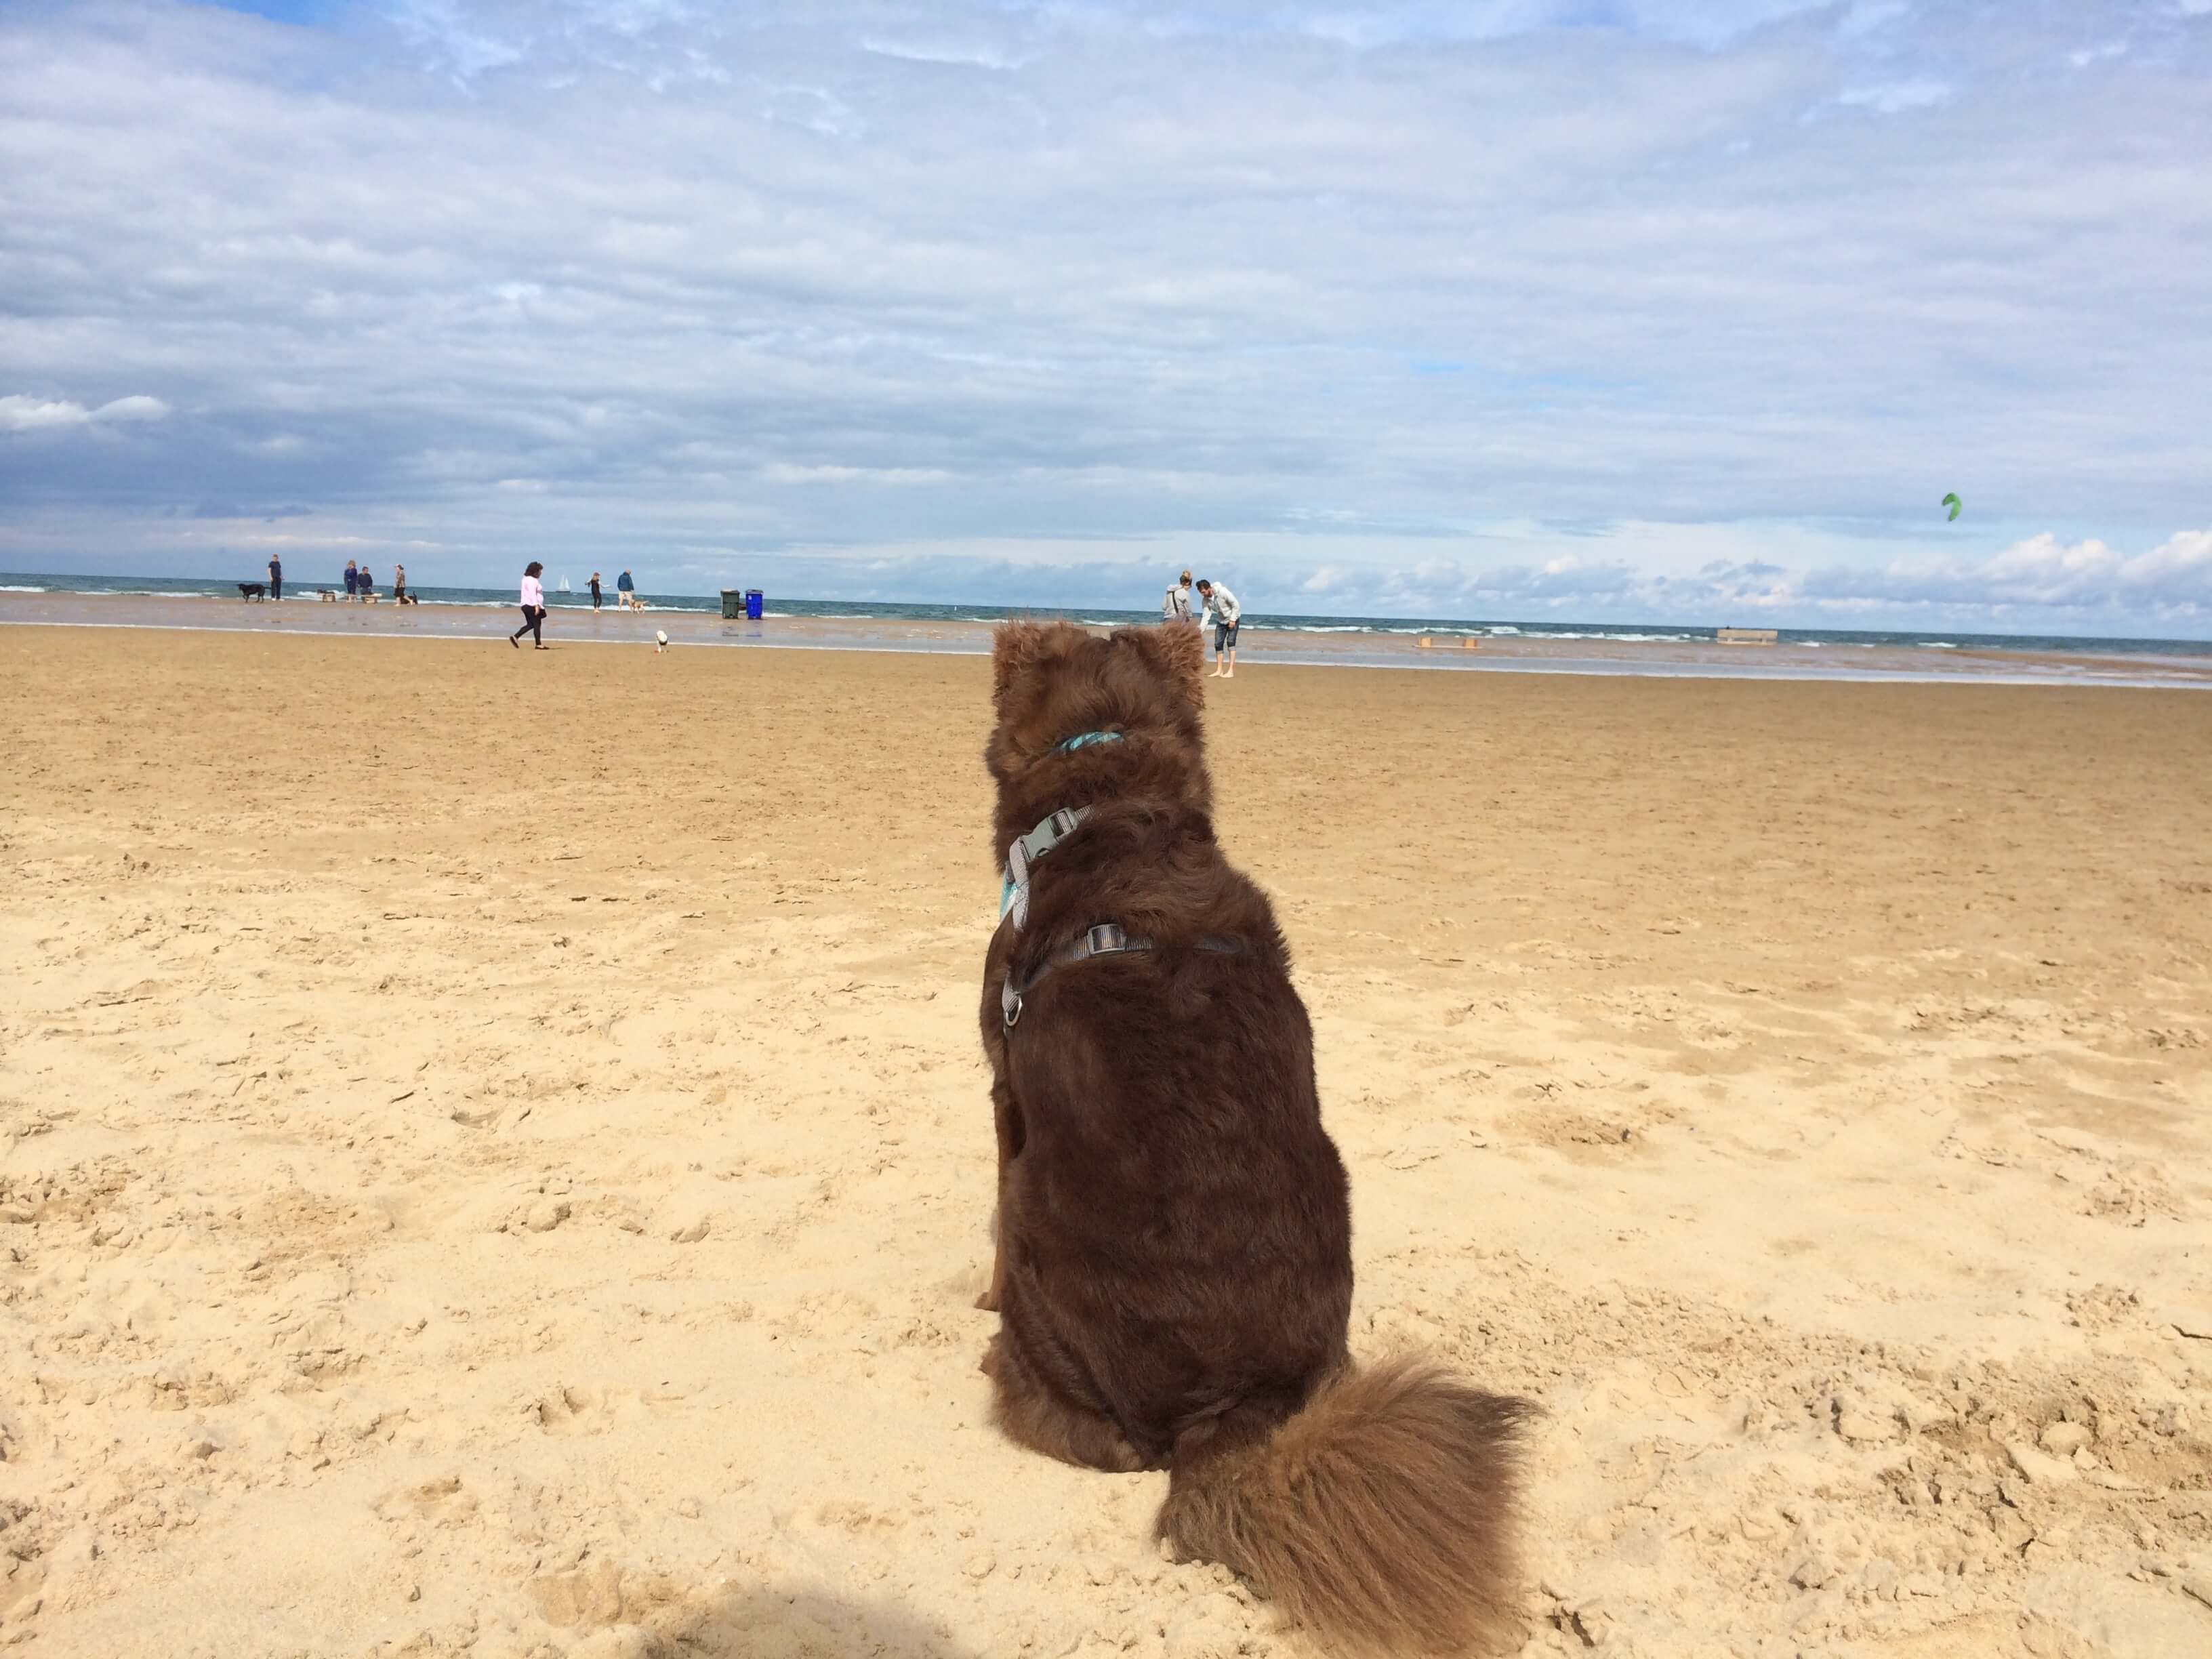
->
[344,560,359,601]
[1162,569,1196,623]
[511,562,549,649]
[616,569,635,609]
[392,562,409,605]
[1195,578,1241,678]
[590,571,602,610]
[267,554,282,602]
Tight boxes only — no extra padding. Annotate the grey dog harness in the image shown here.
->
[1002,926,1244,1030]
[998,730,1127,930]
[1000,805,1091,933]
[995,727,1244,1030]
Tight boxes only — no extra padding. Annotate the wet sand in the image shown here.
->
[3,624,2210,1658]
[7,588,2211,687]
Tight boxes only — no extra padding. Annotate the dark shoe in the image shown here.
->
[510,636,519,648]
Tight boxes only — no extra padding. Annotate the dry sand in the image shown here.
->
[2,626,2209,1659]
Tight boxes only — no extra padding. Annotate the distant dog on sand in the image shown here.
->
[977,620,1531,1654]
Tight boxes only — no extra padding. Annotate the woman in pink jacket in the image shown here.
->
[510,562,548,650]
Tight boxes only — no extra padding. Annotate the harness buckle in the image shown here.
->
[1085,923,1130,956]
[1002,987,1023,1030]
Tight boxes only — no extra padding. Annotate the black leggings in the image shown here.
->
[512,605,544,645]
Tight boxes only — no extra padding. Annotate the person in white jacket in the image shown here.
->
[510,561,549,650]
[1195,578,1241,678]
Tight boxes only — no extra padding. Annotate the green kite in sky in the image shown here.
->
[1942,492,1962,521]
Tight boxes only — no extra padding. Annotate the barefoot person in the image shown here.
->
[616,568,635,609]
[589,571,602,610]
[1195,578,1240,677]
[267,554,283,602]
[392,562,409,605]
[510,561,548,650]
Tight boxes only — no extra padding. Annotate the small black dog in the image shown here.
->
[237,583,266,602]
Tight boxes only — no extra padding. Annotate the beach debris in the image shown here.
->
[1942,491,1963,520]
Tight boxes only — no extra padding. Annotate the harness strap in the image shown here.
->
[1008,734,1141,928]
[996,731,1125,930]
[1002,928,1244,1030]
[1000,806,1090,928]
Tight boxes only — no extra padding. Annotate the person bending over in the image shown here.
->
[1195,578,1241,678]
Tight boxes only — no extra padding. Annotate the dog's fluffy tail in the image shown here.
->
[1157,1359,1533,1655]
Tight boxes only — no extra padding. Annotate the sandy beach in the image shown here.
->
[3,623,2209,1659]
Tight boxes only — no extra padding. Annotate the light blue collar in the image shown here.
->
[1055,730,1123,752]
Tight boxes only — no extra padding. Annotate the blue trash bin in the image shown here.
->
[745,590,763,621]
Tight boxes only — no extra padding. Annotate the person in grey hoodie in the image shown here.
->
[1161,569,1197,623]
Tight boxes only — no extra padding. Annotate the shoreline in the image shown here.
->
[7,590,2211,688]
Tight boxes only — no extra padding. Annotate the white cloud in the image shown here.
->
[1836,77,1953,112]
[0,397,90,432]
[860,37,1027,71]
[0,394,172,431]
[760,464,956,485]
[1802,531,2212,616]
[94,394,171,423]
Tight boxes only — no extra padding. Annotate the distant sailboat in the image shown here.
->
[557,575,571,593]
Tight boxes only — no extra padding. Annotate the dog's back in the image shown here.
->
[979,622,1529,1654]
[993,794,1353,1465]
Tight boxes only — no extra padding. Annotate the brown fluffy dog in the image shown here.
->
[977,621,1532,1655]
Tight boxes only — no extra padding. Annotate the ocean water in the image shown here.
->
[6,571,2210,662]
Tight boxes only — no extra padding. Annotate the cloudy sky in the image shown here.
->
[2,0,2207,631]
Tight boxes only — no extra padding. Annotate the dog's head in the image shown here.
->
[985,621,1210,810]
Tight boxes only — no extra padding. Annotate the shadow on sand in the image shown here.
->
[565,1580,988,1658]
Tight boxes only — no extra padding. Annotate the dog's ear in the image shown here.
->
[1113,623,1205,716]
[992,621,1061,710]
